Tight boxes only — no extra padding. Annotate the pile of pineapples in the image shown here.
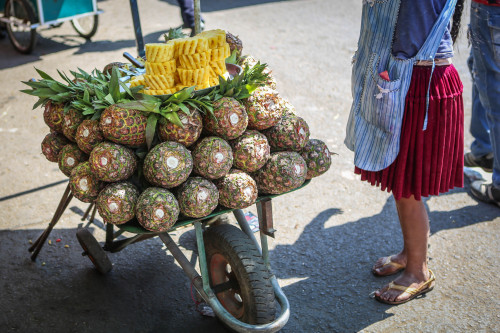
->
[21,30,332,233]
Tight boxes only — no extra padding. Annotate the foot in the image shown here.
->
[372,254,406,276]
[374,270,435,304]
[464,152,493,172]
[470,181,500,207]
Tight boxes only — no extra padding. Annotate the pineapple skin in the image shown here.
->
[75,119,104,154]
[158,108,203,147]
[177,177,219,218]
[143,141,193,189]
[136,187,180,232]
[41,132,70,162]
[192,136,233,180]
[69,162,103,203]
[215,169,258,209]
[203,97,248,140]
[89,142,137,182]
[58,143,88,177]
[255,152,308,195]
[300,139,332,179]
[99,105,148,148]
[244,87,282,130]
[62,108,85,142]
[263,114,310,152]
[230,130,270,173]
[43,101,65,133]
[96,182,139,225]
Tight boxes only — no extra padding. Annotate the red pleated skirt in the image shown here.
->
[355,64,464,200]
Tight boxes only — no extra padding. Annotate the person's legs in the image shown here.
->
[176,0,195,28]
[374,196,433,303]
[469,3,500,189]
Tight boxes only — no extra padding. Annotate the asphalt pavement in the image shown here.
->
[0,0,499,332]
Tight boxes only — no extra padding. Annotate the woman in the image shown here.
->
[345,0,465,304]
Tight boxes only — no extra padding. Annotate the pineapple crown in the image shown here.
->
[211,60,271,101]
[163,27,188,43]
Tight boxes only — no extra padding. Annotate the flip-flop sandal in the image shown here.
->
[374,269,436,305]
[372,255,405,277]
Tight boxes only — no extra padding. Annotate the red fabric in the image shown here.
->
[472,0,500,7]
[355,64,464,200]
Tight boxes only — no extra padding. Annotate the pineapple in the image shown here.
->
[136,187,180,232]
[89,142,137,182]
[96,182,139,225]
[102,62,128,76]
[243,86,282,130]
[300,139,332,179]
[192,136,233,180]
[69,162,103,203]
[43,101,65,133]
[215,169,258,209]
[176,177,219,218]
[99,104,148,148]
[143,141,193,188]
[203,97,248,140]
[75,119,104,154]
[41,132,70,162]
[157,107,203,147]
[239,55,277,89]
[277,95,296,117]
[262,114,310,152]
[254,152,308,194]
[226,32,243,56]
[58,144,88,177]
[230,130,270,173]
[62,108,85,142]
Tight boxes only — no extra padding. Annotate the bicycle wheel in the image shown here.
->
[71,14,98,39]
[204,224,276,325]
[4,0,37,54]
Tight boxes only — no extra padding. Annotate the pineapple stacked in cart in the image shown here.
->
[21,29,333,235]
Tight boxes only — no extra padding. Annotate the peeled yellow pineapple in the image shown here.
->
[145,60,177,75]
[178,51,211,69]
[145,43,175,62]
[177,67,209,86]
[144,74,176,89]
[129,75,145,88]
[198,29,226,49]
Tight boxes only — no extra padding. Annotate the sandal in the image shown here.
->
[374,269,436,305]
[372,255,405,277]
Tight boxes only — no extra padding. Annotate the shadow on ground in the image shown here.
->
[160,0,293,12]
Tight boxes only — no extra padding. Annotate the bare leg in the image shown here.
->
[374,195,433,303]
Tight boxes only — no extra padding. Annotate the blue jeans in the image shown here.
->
[468,1,500,188]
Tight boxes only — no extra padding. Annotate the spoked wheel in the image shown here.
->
[204,224,276,325]
[76,228,112,274]
[4,0,37,54]
[71,14,98,39]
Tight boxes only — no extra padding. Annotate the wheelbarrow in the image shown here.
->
[28,181,310,332]
[0,0,102,54]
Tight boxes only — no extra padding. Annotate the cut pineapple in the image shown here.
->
[210,44,231,61]
[129,75,146,88]
[177,67,209,85]
[145,60,177,75]
[209,59,226,76]
[144,74,176,89]
[141,88,178,95]
[145,43,175,62]
[198,29,226,49]
[209,76,220,87]
[175,36,209,55]
[178,51,211,69]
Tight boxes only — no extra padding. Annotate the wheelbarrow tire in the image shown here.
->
[71,14,98,39]
[204,224,276,325]
[76,228,112,274]
[5,0,37,54]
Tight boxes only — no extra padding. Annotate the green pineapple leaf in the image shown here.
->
[34,68,55,81]
[108,67,121,103]
[145,113,159,150]
[164,111,184,128]
[226,50,238,65]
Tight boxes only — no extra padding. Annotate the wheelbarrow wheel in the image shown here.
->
[71,14,98,39]
[4,0,37,54]
[76,228,112,274]
[204,224,276,325]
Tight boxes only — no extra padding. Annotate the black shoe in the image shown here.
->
[464,152,493,172]
[470,181,500,207]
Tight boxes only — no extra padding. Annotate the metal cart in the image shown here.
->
[0,0,101,54]
[29,181,310,332]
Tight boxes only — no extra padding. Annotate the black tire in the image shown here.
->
[76,228,112,274]
[71,14,98,39]
[204,224,276,325]
[4,0,37,54]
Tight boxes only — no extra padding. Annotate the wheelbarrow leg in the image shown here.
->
[29,184,73,261]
